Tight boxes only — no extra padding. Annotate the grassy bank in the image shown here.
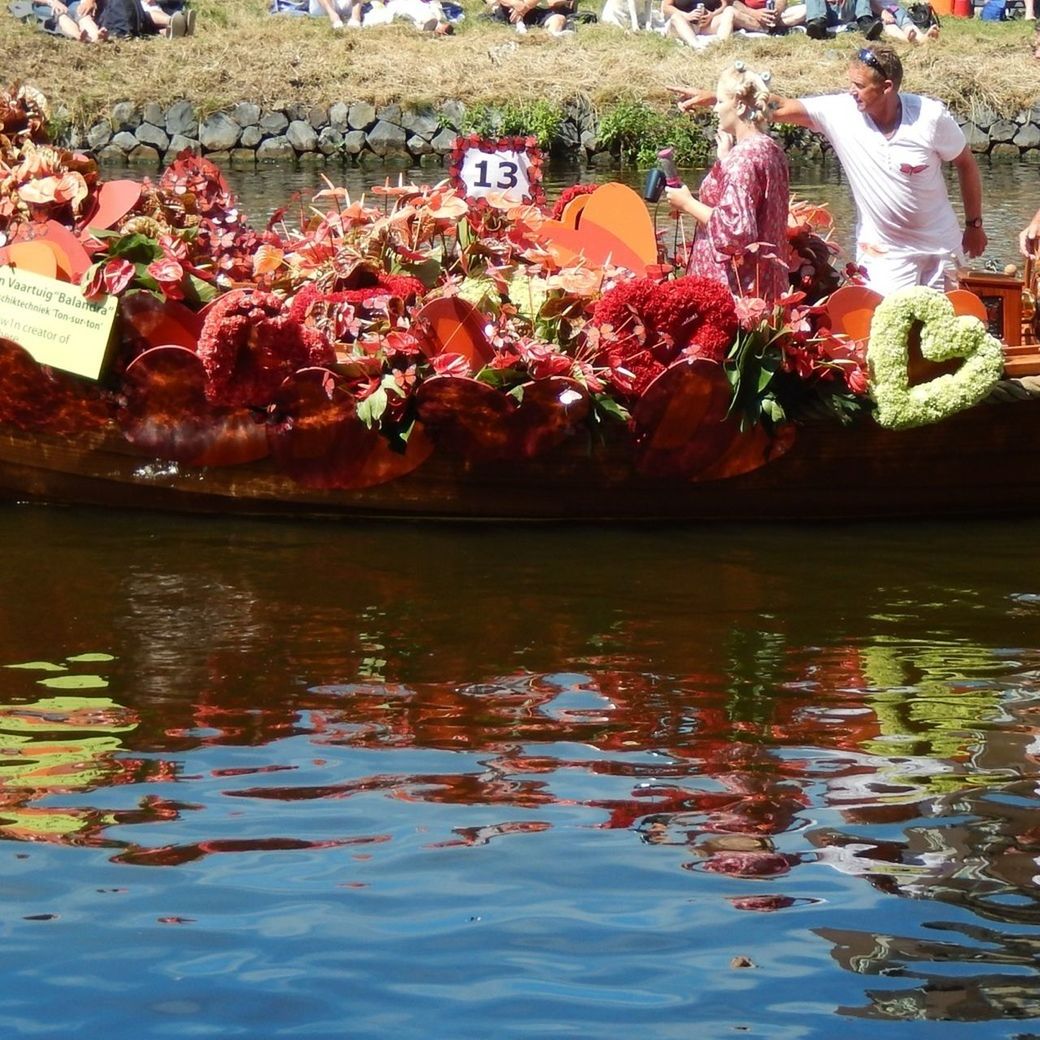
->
[2,0,1039,127]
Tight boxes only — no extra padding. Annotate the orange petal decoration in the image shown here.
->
[823,285,883,346]
[122,346,269,466]
[10,220,92,281]
[414,297,494,368]
[6,241,59,280]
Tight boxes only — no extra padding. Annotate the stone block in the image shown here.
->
[329,101,350,130]
[318,126,345,156]
[230,149,257,168]
[111,101,140,132]
[407,134,433,156]
[286,119,318,153]
[308,105,328,129]
[204,151,231,164]
[165,134,200,160]
[200,112,241,152]
[87,120,113,150]
[136,123,170,151]
[989,119,1017,144]
[232,102,261,127]
[348,101,376,130]
[142,102,164,127]
[438,99,465,130]
[343,130,367,155]
[963,122,990,153]
[96,144,127,166]
[580,129,599,153]
[430,127,457,154]
[1014,123,1040,149]
[111,131,138,153]
[298,151,325,166]
[376,103,402,126]
[366,120,408,157]
[128,144,161,167]
[260,110,289,135]
[969,102,997,129]
[287,101,311,122]
[240,125,263,148]
[257,136,297,162]
[165,100,197,137]
[357,150,384,168]
[401,108,439,138]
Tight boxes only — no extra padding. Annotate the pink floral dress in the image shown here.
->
[686,133,790,303]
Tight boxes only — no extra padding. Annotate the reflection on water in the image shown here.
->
[2,511,1040,1034]
[215,157,1037,271]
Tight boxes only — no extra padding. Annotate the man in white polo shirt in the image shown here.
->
[675,47,986,296]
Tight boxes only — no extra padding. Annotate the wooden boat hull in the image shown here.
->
[1,395,1038,521]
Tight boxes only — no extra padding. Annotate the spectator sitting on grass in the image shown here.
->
[869,0,937,42]
[662,0,734,48]
[729,0,805,34]
[25,0,107,40]
[141,0,196,35]
[804,0,881,39]
[362,0,454,32]
[269,0,358,29]
[486,0,577,35]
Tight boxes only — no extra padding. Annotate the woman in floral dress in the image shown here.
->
[666,63,790,303]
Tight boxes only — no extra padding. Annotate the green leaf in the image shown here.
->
[110,234,162,264]
[356,387,388,427]
[37,675,109,690]
[186,275,218,304]
[593,395,631,423]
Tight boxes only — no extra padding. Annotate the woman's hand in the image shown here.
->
[668,86,716,114]
[665,183,696,217]
[715,130,733,158]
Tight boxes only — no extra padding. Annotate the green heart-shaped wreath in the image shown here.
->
[867,287,1004,430]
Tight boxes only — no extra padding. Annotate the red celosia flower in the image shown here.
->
[196,289,335,408]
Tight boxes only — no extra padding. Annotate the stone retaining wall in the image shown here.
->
[62,96,1040,168]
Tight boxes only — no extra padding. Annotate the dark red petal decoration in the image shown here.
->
[634,359,784,481]
[0,338,113,434]
[267,368,432,489]
[510,377,590,459]
[414,297,494,368]
[119,290,202,356]
[121,346,269,466]
[414,375,516,461]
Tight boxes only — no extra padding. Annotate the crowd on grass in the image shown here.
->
[5,0,1038,42]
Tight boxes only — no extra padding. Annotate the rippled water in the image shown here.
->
[213,156,1039,272]
[2,510,1040,1037]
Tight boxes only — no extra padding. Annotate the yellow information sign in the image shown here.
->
[0,265,118,380]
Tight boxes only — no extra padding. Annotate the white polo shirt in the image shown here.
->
[800,92,966,260]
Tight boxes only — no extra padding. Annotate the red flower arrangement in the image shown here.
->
[590,276,738,396]
[196,290,334,408]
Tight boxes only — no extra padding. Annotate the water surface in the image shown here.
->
[2,510,1040,1037]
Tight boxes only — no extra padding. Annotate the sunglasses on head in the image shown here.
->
[856,47,886,77]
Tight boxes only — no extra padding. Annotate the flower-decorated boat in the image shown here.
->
[2,85,1039,523]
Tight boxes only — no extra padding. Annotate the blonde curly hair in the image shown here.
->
[717,61,773,131]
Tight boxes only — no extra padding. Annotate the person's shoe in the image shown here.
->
[167,10,187,36]
[805,16,828,37]
[184,7,196,34]
[858,14,883,37]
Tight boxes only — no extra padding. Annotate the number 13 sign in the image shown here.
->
[450,134,544,206]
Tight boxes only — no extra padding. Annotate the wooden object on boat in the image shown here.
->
[958,268,1040,377]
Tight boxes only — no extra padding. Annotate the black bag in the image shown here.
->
[98,0,150,37]
[906,2,939,28]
